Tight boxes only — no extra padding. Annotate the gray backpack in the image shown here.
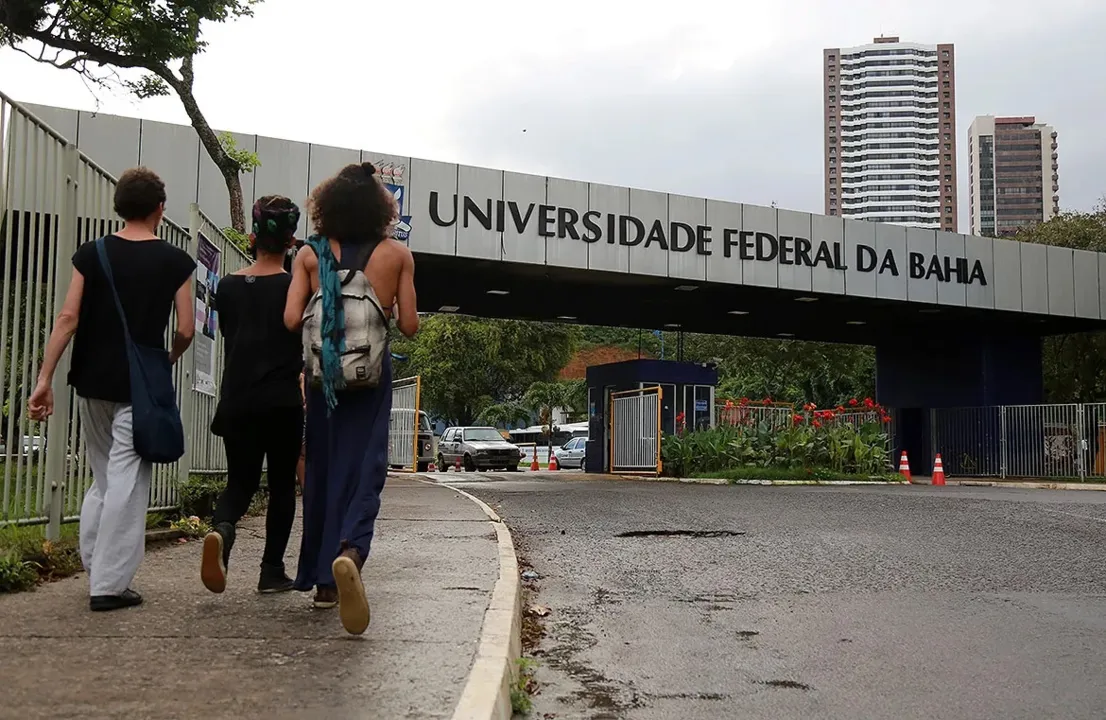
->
[302,241,389,390]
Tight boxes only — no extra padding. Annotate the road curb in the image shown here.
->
[441,484,522,720]
[944,479,1106,491]
[657,476,910,487]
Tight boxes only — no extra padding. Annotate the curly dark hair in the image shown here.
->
[308,162,397,246]
[251,195,301,254]
[113,167,166,221]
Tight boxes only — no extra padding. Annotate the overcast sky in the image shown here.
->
[2,0,1104,228]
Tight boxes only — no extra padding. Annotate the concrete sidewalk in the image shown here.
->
[0,476,500,720]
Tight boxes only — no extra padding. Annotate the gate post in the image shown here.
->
[1078,403,1087,480]
[999,405,1008,480]
[44,145,80,541]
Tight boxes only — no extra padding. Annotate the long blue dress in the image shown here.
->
[293,241,392,592]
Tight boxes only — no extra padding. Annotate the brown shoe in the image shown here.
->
[332,548,370,635]
[313,586,338,609]
[200,531,227,594]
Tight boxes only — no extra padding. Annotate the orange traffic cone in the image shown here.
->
[898,451,912,483]
[549,454,559,471]
[530,446,540,472]
[932,454,946,486]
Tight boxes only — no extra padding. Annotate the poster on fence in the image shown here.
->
[192,233,221,397]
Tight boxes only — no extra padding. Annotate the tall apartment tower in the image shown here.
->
[967,116,1059,237]
[823,36,958,232]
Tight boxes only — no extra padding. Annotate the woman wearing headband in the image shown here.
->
[200,196,305,595]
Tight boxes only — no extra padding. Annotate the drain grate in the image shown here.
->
[614,529,745,538]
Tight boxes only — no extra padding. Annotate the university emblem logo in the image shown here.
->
[375,161,412,242]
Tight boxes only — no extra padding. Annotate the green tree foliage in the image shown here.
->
[682,335,875,408]
[573,326,874,408]
[476,401,529,428]
[392,315,574,425]
[1012,201,1106,401]
[0,1,262,232]
[521,381,576,456]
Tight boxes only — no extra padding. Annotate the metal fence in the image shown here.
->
[609,386,662,474]
[387,376,421,471]
[1,91,249,533]
[932,403,1106,480]
[716,401,794,430]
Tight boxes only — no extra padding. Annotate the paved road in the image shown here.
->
[448,475,1106,720]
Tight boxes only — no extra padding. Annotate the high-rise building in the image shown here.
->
[967,116,1059,237]
[823,36,958,232]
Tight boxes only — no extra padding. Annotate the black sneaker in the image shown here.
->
[201,523,235,594]
[90,589,143,612]
[257,562,295,594]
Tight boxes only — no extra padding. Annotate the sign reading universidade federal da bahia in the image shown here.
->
[428,192,988,287]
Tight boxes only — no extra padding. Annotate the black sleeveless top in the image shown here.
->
[211,272,303,432]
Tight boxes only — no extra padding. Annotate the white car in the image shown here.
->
[553,436,588,469]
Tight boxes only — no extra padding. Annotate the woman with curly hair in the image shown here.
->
[285,162,419,634]
[200,196,305,595]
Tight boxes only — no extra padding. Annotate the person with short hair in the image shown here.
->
[200,196,305,595]
[285,162,419,634]
[28,167,195,612]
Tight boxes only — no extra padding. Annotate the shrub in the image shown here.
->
[662,398,891,478]
[0,551,39,593]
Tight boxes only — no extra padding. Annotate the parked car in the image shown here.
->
[388,409,436,472]
[437,426,523,472]
[553,436,588,469]
[0,434,44,459]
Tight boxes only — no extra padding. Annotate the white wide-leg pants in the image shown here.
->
[77,397,152,597]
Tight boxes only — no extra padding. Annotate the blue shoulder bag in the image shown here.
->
[95,238,186,464]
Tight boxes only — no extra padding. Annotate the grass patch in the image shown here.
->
[0,522,81,592]
[697,466,905,483]
[510,657,538,716]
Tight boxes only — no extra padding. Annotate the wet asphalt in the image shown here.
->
[450,476,1106,720]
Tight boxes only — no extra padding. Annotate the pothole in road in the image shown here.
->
[614,529,746,538]
[757,679,813,691]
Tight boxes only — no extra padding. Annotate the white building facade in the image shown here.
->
[824,36,958,232]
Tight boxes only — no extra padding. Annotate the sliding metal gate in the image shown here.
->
[388,376,421,472]
[609,386,662,475]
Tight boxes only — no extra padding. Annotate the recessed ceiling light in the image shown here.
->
[728,310,750,315]
[674,285,698,291]
[486,289,509,296]
[795,296,819,302]
[438,305,460,312]
[664,323,681,329]
[846,320,866,326]
[778,332,795,338]
[556,315,577,321]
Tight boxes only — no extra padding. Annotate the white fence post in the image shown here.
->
[43,145,80,540]
[176,204,202,489]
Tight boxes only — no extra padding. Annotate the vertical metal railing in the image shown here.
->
[0,91,248,533]
[388,376,420,471]
[930,406,1004,477]
[1003,403,1083,480]
[609,386,662,474]
[1082,403,1106,479]
[716,401,794,430]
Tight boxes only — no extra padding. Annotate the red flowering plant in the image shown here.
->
[660,395,891,478]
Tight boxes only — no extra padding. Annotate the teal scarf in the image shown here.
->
[306,235,345,413]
